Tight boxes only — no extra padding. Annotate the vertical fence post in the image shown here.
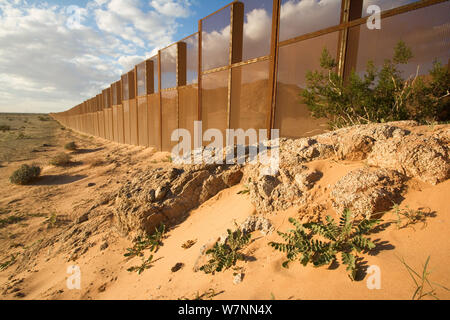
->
[339,0,363,80]
[266,0,281,138]
[228,1,244,131]
[158,50,162,151]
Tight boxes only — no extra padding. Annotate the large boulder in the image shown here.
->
[114,164,243,237]
[331,168,405,219]
[367,133,449,185]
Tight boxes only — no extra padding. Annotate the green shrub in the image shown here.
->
[64,141,77,151]
[269,209,379,280]
[0,125,11,132]
[49,152,72,166]
[302,41,450,129]
[9,164,41,185]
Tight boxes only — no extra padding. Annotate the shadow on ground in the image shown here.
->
[73,148,104,155]
[32,175,88,186]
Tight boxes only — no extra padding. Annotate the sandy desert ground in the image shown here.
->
[0,113,449,300]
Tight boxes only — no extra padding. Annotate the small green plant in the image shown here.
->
[45,213,57,228]
[302,41,450,129]
[0,254,17,271]
[49,152,72,166]
[200,228,251,274]
[399,256,450,300]
[269,209,379,280]
[127,254,154,275]
[64,141,77,151]
[392,204,430,230]
[9,164,41,185]
[0,125,11,132]
[124,223,166,258]
[237,184,250,195]
[17,132,27,139]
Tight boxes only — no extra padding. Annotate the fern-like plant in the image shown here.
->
[127,255,154,275]
[124,223,166,258]
[200,228,251,274]
[269,209,379,280]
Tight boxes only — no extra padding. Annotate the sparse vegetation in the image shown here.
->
[49,152,72,166]
[392,204,431,230]
[9,164,41,185]
[200,228,251,274]
[237,183,250,195]
[269,209,379,280]
[0,125,11,132]
[38,115,50,121]
[399,256,450,300]
[64,141,78,151]
[302,41,450,129]
[125,223,166,255]
[127,254,154,274]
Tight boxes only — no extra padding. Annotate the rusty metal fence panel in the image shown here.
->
[148,93,161,150]
[55,0,449,149]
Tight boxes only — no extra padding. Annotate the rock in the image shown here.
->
[88,183,96,187]
[171,263,184,273]
[155,186,168,201]
[331,168,405,219]
[257,175,280,199]
[294,170,322,191]
[239,215,274,236]
[233,273,244,285]
[98,284,107,293]
[76,212,89,224]
[113,164,243,237]
[336,134,375,161]
[368,134,449,185]
[100,242,108,251]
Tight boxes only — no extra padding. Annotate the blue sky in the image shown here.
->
[0,0,231,113]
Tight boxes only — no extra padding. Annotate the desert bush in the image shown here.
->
[269,209,379,280]
[64,141,77,151]
[200,228,251,274]
[9,164,41,185]
[0,125,11,132]
[38,115,50,121]
[49,152,71,166]
[302,41,450,129]
[124,223,166,258]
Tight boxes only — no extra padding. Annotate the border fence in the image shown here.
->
[51,0,450,151]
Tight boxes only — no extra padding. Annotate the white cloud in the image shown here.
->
[0,0,193,113]
[150,0,191,18]
[280,0,341,41]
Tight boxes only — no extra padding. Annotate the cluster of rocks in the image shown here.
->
[113,164,243,237]
[110,122,448,237]
[244,121,449,217]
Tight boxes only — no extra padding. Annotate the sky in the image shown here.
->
[0,0,230,113]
